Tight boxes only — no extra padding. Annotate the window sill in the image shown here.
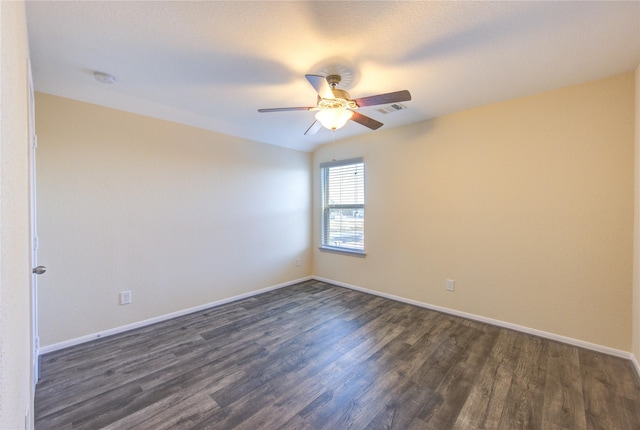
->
[319,246,366,258]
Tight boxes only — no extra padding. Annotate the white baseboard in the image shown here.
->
[313,276,636,362]
[39,276,312,355]
[38,274,640,382]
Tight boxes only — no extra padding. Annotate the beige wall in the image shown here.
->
[634,66,640,363]
[0,1,34,428]
[34,71,638,357]
[314,73,635,351]
[35,93,312,347]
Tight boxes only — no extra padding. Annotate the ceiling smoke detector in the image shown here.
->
[93,71,116,84]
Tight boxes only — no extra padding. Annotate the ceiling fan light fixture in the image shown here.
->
[258,73,411,135]
[315,108,354,131]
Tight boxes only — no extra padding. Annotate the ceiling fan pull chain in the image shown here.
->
[331,130,337,162]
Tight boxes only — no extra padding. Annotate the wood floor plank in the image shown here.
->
[579,348,637,429]
[416,325,498,429]
[364,379,434,430]
[34,280,640,429]
[497,335,549,429]
[231,375,326,430]
[100,371,240,430]
[541,341,586,429]
[35,347,179,416]
[452,329,520,429]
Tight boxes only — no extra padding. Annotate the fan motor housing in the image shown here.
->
[331,88,350,100]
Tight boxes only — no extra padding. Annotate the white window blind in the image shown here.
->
[320,158,365,253]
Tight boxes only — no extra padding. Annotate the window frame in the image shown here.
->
[319,157,366,257]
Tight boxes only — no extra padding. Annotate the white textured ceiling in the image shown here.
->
[26,1,640,152]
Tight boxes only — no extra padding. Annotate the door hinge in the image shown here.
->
[32,134,38,148]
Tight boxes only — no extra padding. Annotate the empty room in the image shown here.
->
[2,1,640,429]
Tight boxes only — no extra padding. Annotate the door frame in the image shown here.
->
[27,58,40,388]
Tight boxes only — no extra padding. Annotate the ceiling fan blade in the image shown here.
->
[354,90,411,107]
[258,107,314,113]
[304,120,322,135]
[305,74,334,100]
[350,111,383,130]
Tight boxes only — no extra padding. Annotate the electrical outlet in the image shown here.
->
[296,258,302,267]
[446,279,455,292]
[120,290,132,305]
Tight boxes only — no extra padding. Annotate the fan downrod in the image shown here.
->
[326,74,342,88]
[320,74,353,107]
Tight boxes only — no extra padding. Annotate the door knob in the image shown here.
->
[32,266,47,275]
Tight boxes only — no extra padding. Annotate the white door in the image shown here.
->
[28,59,45,388]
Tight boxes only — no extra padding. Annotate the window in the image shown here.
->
[320,158,365,254]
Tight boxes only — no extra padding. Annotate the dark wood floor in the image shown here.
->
[35,280,640,429]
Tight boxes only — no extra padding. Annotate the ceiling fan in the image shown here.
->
[258,74,411,135]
